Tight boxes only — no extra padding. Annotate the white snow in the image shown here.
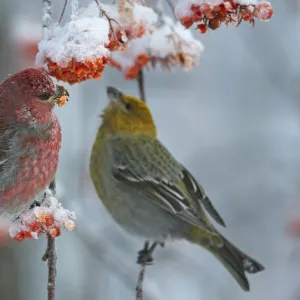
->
[149,18,203,58]
[111,17,203,72]
[36,16,110,67]
[9,188,76,240]
[42,0,52,30]
[235,0,258,4]
[71,0,79,20]
[80,2,158,32]
[111,34,150,69]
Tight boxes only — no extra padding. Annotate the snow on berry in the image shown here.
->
[110,17,203,79]
[175,0,273,33]
[148,19,203,70]
[9,189,76,242]
[36,16,111,84]
[110,35,150,79]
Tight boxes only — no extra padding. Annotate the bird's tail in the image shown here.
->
[195,230,265,291]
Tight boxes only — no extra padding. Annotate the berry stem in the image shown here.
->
[59,0,68,24]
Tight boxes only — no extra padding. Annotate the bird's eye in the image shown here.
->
[125,103,133,111]
[38,93,52,100]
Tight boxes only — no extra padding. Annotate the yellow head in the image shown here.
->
[101,86,157,137]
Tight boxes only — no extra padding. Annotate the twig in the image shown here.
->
[137,70,146,102]
[165,0,176,19]
[135,241,149,300]
[59,0,68,24]
[94,0,125,44]
[135,241,160,300]
[42,179,57,300]
[136,264,146,300]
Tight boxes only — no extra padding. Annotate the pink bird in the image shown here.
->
[0,68,69,218]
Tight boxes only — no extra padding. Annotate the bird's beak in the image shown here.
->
[49,85,69,107]
[107,86,123,106]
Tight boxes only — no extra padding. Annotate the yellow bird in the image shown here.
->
[90,86,264,291]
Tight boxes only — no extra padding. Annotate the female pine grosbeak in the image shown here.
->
[0,68,69,218]
[90,86,264,291]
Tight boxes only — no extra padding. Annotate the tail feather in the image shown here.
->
[204,232,264,291]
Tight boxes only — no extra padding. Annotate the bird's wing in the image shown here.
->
[108,136,223,233]
[0,81,26,191]
[180,166,225,227]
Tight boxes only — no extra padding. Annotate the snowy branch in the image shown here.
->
[42,0,52,31]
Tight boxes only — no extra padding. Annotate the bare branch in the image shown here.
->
[137,70,146,102]
[94,0,125,46]
[42,179,57,300]
[136,264,146,300]
[136,241,160,300]
[59,0,68,24]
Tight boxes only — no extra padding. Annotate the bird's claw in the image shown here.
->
[136,241,161,265]
[137,248,154,265]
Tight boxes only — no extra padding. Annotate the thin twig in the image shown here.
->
[135,241,149,300]
[43,234,57,300]
[137,70,146,102]
[94,0,125,44]
[42,179,57,300]
[165,0,176,19]
[136,264,146,300]
[59,0,68,24]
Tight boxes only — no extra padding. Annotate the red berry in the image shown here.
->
[14,232,25,242]
[199,3,212,14]
[197,24,208,34]
[24,231,33,239]
[209,18,221,30]
[28,220,41,232]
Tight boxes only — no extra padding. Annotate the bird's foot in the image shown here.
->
[137,241,161,265]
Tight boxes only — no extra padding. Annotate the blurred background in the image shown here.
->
[1,0,300,299]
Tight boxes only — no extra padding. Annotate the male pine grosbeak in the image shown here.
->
[0,68,68,218]
[90,86,264,291]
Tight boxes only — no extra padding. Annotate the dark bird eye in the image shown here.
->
[125,103,132,110]
[38,93,52,100]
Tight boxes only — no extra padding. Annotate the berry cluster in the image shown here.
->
[36,2,158,84]
[176,0,273,33]
[46,57,110,85]
[110,19,203,80]
[36,16,111,84]
[9,190,75,242]
[111,53,149,79]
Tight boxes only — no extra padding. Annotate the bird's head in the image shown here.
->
[101,86,156,137]
[3,68,69,124]
[16,68,69,108]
